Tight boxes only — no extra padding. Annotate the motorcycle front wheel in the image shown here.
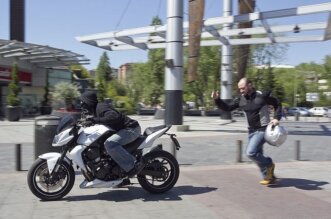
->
[27,158,75,201]
[138,150,179,193]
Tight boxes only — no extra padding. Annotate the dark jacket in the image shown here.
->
[93,103,139,131]
[215,90,282,132]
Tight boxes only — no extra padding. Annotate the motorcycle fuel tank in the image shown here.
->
[77,125,112,146]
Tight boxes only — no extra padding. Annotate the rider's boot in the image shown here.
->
[126,160,145,177]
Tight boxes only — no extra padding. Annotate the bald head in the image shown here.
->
[238,78,253,95]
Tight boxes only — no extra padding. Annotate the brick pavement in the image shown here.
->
[0,162,330,219]
[0,116,330,218]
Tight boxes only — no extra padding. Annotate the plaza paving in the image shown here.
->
[0,115,330,218]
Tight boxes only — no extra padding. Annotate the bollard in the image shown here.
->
[295,140,301,161]
[15,144,21,171]
[236,140,242,163]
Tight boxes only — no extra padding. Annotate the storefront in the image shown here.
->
[0,65,33,116]
[0,39,88,117]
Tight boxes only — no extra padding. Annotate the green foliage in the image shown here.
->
[246,53,331,107]
[6,63,20,106]
[92,16,331,111]
[114,96,135,115]
[324,55,331,77]
[184,46,220,108]
[127,63,149,106]
[96,52,112,81]
[145,48,165,106]
[51,82,80,110]
[70,64,91,78]
[96,52,112,100]
[105,80,135,114]
[124,16,165,107]
[96,81,106,101]
[70,64,95,88]
[42,86,50,106]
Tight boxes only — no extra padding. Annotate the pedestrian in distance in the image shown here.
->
[211,78,282,185]
[282,107,288,120]
[80,91,144,177]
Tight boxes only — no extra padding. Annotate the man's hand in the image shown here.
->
[83,117,95,127]
[270,119,279,126]
[211,90,220,100]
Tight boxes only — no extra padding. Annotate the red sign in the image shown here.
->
[0,66,32,84]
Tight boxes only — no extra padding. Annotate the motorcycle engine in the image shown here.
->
[83,146,118,181]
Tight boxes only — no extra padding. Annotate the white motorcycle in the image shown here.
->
[27,113,180,201]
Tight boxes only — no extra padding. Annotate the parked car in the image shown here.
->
[327,107,331,118]
[287,107,310,116]
[308,107,328,117]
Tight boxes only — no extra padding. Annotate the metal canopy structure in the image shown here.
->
[76,2,331,51]
[0,39,89,68]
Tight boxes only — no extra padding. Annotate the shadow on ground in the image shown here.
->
[64,185,217,202]
[268,178,329,190]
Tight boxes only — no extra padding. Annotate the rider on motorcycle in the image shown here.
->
[80,91,144,176]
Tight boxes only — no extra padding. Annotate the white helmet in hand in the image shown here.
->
[264,123,288,146]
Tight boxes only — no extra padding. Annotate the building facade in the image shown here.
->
[0,58,72,116]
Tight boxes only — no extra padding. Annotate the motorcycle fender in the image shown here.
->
[143,144,162,154]
[39,152,71,174]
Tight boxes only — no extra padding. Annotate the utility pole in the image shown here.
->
[10,0,25,42]
[165,0,183,125]
[220,0,233,120]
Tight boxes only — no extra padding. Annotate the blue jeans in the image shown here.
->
[104,126,141,172]
[246,130,273,179]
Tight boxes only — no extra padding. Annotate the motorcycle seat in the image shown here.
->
[124,136,146,153]
[143,125,171,136]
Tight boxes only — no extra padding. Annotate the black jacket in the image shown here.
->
[92,103,139,131]
[215,90,282,131]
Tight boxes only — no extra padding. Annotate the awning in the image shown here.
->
[76,2,331,50]
[0,39,89,68]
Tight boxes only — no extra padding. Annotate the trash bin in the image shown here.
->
[34,115,61,159]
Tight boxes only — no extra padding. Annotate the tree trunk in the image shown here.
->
[237,0,255,80]
[188,0,205,82]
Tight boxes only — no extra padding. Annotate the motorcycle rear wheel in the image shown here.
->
[27,158,75,201]
[138,150,179,193]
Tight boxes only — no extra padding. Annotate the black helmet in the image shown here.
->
[81,91,98,107]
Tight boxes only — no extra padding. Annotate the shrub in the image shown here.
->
[6,63,20,106]
[51,82,80,110]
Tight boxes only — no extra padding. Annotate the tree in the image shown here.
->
[144,16,165,106]
[128,63,149,105]
[70,64,91,78]
[126,16,166,107]
[96,52,112,100]
[323,55,331,88]
[296,61,330,106]
[184,45,220,108]
[237,0,255,80]
[6,62,20,106]
[246,42,288,98]
[51,82,80,111]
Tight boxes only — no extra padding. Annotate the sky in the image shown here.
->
[0,0,331,70]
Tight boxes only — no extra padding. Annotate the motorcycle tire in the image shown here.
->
[138,150,179,193]
[27,158,75,201]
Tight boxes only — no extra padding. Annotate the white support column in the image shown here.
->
[165,0,183,125]
[220,0,233,120]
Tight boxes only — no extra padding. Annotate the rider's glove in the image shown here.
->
[83,117,96,127]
